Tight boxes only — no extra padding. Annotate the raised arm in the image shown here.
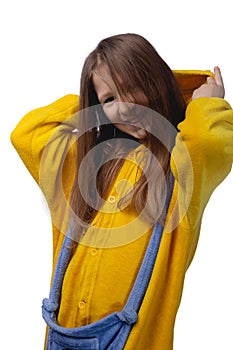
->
[11,95,80,234]
[171,68,233,231]
[11,94,79,185]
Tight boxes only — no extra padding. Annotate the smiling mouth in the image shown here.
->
[120,110,147,126]
[130,124,142,130]
[122,118,142,129]
[128,121,147,131]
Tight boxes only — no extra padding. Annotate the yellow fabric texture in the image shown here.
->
[11,70,233,350]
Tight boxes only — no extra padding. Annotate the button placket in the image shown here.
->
[78,300,86,310]
[108,195,116,203]
[90,248,98,256]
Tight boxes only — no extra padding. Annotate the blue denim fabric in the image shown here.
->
[42,180,174,350]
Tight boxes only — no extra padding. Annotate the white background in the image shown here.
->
[1,0,233,349]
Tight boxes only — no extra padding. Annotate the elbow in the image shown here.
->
[10,125,20,150]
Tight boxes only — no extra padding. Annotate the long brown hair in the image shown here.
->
[70,33,186,239]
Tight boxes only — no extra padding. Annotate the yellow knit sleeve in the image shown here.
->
[11,94,79,185]
[11,95,79,235]
[171,97,233,230]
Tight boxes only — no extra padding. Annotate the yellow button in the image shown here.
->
[108,195,116,203]
[78,301,86,310]
[91,248,98,256]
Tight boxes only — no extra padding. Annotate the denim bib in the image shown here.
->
[42,181,173,350]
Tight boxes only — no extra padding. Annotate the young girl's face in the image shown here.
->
[92,64,149,140]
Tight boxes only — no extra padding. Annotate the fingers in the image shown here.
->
[207,67,223,86]
[207,76,215,84]
[214,66,224,87]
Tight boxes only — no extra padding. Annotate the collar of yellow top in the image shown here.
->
[173,70,214,102]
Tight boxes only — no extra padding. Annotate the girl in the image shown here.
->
[11,33,233,349]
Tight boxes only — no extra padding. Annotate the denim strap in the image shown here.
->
[46,234,73,313]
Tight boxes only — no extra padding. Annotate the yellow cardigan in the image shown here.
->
[11,71,233,349]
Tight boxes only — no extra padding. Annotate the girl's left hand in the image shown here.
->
[192,66,225,100]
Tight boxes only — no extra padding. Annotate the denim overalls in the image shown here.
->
[42,183,173,350]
